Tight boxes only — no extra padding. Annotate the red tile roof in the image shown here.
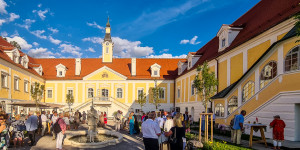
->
[0,37,43,78]
[179,0,300,77]
[33,58,184,80]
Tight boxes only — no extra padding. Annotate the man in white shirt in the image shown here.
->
[155,113,164,129]
[51,111,58,140]
[41,111,48,136]
[142,112,161,150]
[163,115,173,132]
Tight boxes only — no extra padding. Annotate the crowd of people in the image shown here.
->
[0,108,111,150]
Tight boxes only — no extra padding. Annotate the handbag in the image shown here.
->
[169,127,177,144]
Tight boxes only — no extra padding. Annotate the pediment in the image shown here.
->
[83,66,127,81]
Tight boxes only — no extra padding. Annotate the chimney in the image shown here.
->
[75,58,81,76]
[131,58,136,76]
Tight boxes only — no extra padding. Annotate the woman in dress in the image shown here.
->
[11,115,24,148]
[270,115,286,150]
[129,112,136,135]
[104,112,107,127]
[164,116,186,150]
[0,114,8,150]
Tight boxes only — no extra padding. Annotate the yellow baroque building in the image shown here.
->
[0,0,300,141]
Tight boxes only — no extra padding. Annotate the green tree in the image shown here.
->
[137,92,147,111]
[66,93,74,112]
[1,37,22,49]
[151,80,163,110]
[30,82,45,110]
[193,61,218,113]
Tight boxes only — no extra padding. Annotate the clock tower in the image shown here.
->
[102,17,114,63]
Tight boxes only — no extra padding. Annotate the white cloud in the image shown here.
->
[82,36,154,58]
[48,27,59,34]
[17,19,35,30]
[37,4,42,8]
[5,36,33,50]
[33,9,48,20]
[8,13,20,22]
[86,21,104,30]
[1,31,8,37]
[0,0,8,14]
[180,36,201,45]
[59,44,82,57]
[180,39,189,44]
[82,37,102,44]
[146,53,187,58]
[85,47,96,53]
[28,47,59,58]
[48,36,61,45]
[0,19,5,26]
[30,30,47,39]
[159,49,169,53]
[32,42,39,47]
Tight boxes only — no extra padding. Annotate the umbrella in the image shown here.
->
[46,103,65,108]
[8,101,50,108]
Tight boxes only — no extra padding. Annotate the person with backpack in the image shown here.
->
[25,111,38,146]
[51,111,58,140]
[11,114,25,148]
[54,113,66,150]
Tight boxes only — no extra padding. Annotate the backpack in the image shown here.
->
[53,118,62,134]
[17,124,26,131]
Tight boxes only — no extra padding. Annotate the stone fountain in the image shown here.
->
[64,106,123,148]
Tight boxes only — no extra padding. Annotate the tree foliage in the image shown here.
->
[151,80,163,110]
[193,61,218,113]
[66,93,74,112]
[1,37,22,50]
[30,82,45,110]
[137,92,147,110]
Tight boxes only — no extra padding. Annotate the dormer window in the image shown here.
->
[56,64,67,77]
[20,55,29,69]
[217,24,243,52]
[150,63,161,77]
[221,38,226,48]
[187,52,201,70]
[33,65,43,76]
[178,61,184,75]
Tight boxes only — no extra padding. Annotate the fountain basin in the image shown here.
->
[64,129,123,149]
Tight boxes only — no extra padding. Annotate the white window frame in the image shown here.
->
[137,88,144,99]
[191,83,195,96]
[102,88,109,97]
[1,71,8,88]
[159,88,165,99]
[24,80,29,93]
[47,89,53,98]
[67,88,74,97]
[116,88,123,99]
[14,76,20,91]
[88,88,94,98]
[106,47,109,53]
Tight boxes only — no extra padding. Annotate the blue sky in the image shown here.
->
[0,0,260,58]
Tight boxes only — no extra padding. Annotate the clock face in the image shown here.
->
[106,42,109,46]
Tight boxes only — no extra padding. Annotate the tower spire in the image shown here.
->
[106,16,110,27]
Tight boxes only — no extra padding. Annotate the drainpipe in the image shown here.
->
[211,58,219,111]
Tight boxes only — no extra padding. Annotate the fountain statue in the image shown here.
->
[87,106,99,142]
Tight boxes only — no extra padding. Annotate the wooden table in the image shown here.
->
[245,124,267,148]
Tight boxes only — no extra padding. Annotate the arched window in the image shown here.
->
[228,96,238,115]
[117,88,123,98]
[215,104,224,117]
[260,61,277,89]
[285,46,300,72]
[242,81,254,103]
[88,88,94,98]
